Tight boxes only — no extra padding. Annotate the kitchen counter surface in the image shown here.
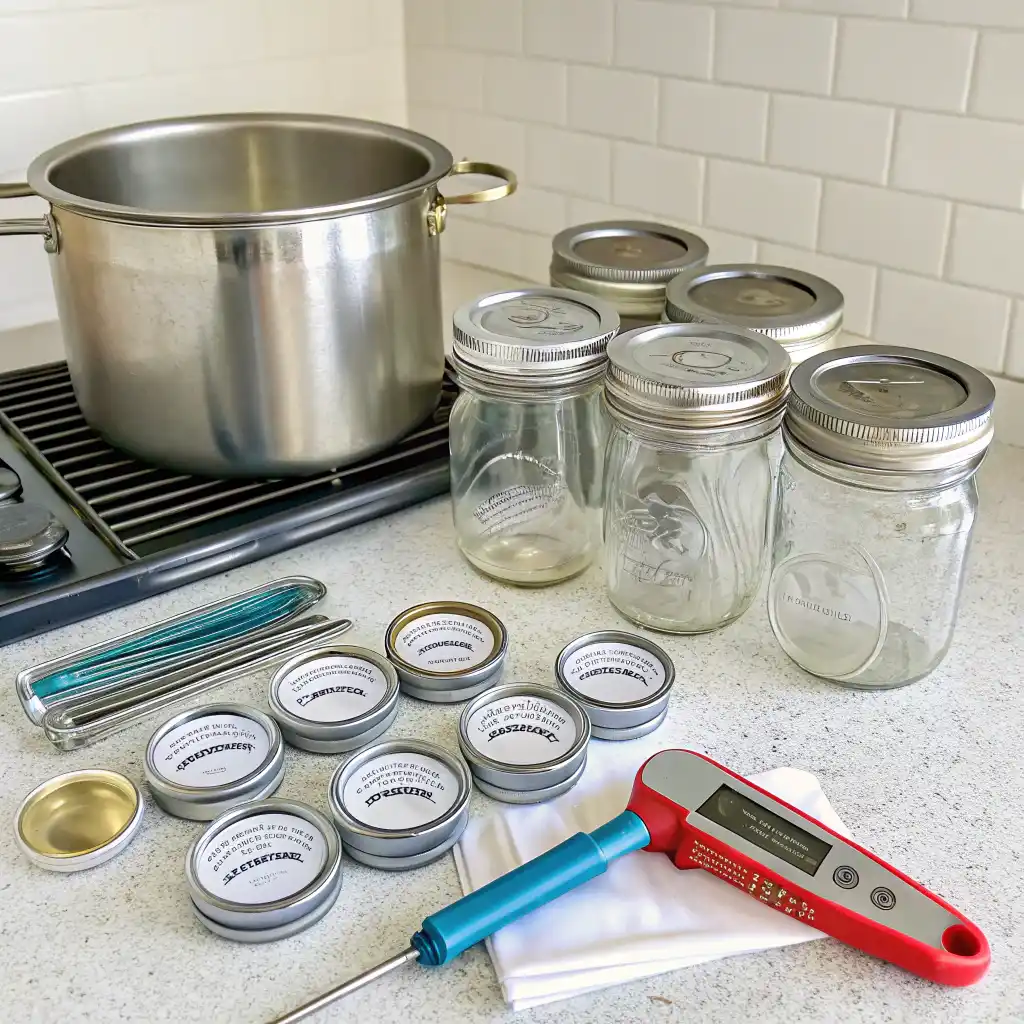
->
[1,265,1022,1024]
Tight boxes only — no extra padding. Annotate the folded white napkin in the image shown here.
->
[453,741,849,1010]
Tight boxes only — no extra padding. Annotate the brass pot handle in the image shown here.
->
[0,182,58,253]
[428,161,517,235]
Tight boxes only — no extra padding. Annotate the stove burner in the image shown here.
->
[0,502,69,570]
[0,458,22,503]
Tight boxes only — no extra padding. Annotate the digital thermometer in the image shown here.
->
[268,750,988,1023]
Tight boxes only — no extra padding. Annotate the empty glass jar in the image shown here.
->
[603,322,790,633]
[550,221,708,329]
[768,346,995,689]
[665,264,843,367]
[449,288,619,586]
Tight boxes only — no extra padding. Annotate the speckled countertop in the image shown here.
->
[1,435,1021,1024]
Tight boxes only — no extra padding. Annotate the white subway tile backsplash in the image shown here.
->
[759,242,877,335]
[782,0,907,13]
[614,1,713,79]
[660,79,768,161]
[449,111,527,174]
[446,0,523,55]
[568,66,657,142]
[836,19,975,113]
[566,197,653,224]
[706,159,821,247]
[524,0,614,65]
[715,8,836,96]
[407,46,484,110]
[484,56,567,126]
[992,373,1024,446]
[0,190,54,330]
[612,142,703,223]
[971,32,1024,122]
[527,125,611,200]
[769,95,893,184]
[892,111,1024,208]
[911,0,1024,29]
[0,90,82,172]
[487,185,568,235]
[404,0,447,47]
[1005,301,1024,377]
[689,226,760,263]
[819,181,950,276]
[875,270,1009,372]
[948,205,1024,297]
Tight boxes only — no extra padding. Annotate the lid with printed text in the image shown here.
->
[665,263,844,363]
[605,322,790,428]
[452,287,620,383]
[786,346,995,473]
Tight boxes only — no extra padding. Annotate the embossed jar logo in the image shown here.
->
[618,482,707,587]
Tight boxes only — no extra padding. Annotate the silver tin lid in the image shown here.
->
[385,601,508,703]
[458,682,590,793]
[452,288,620,387]
[269,646,400,753]
[605,322,790,429]
[555,630,675,731]
[786,346,996,473]
[472,756,587,804]
[144,702,285,821]
[665,264,844,363]
[186,798,342,932]
[551,221,709,318]
[16,769,144,873]
[590,704,668,742]
[329,738,472,863]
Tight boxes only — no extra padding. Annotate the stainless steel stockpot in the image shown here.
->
[0,114,515,476]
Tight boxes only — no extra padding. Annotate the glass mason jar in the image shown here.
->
[550,221,708,330]
[603,322,791,633]
[449,287,619,586]
[768,346,995,689]
[664,263,844,368]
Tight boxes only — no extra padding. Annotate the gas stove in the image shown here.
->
[0,362,454,645]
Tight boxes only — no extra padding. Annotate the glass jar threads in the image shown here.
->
[450,288,619,586]
[603,322,790,633]
[768,346,994,689]
[550,221,709,329]
[665,264,843,367]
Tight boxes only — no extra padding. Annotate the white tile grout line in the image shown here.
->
[961,27,982,115]
[826,12,840,98]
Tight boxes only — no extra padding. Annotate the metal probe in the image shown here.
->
[268,947,420,1023]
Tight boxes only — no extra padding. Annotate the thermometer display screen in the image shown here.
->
[697,785,832,876]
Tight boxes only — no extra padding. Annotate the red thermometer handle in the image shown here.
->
[627,750,989,987]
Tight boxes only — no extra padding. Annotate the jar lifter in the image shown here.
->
[268,749,989,1023]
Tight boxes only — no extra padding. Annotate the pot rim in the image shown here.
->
[25,112,454,227]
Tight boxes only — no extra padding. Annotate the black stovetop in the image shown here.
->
[0,362,454,644]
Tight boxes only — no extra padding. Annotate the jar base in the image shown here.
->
[607,594,749,635]
[458,536,594,587]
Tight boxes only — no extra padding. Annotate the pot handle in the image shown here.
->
[0,182,58,253]
[428,160,517,236]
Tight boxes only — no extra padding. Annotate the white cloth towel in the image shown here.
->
[453,741,849,1011]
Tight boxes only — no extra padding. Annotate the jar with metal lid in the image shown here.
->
[450,288,619,585]
[665,264,843,366]
[603,322,790,633]
[768,346,994,689]
[550,221,709,329]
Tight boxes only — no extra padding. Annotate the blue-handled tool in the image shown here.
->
[267,811,651,1023]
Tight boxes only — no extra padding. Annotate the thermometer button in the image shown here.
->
[870,886,897,911]
[832,865,860,890]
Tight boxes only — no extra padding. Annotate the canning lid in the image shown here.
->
[329,738,472,870]
[550,221,709,318]
[185,798,342,942]
[458,683,590,802]
[604,322,790,430]
[451,287,620,390]
[16,768,144,872]
[785,346,996,474]
[555,630,675,739]
[144,702,285,820]
[269,646,400,753]
[385,601,508,703]
[665,264,844,364]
